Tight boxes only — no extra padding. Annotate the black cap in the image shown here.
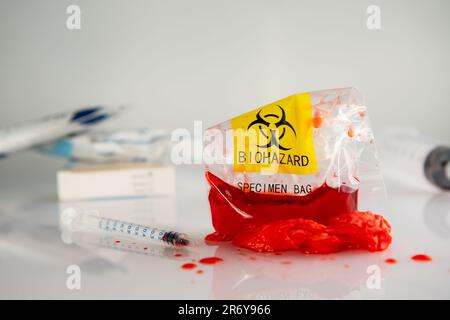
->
[424,146,450,190]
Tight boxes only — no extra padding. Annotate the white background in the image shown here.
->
[1,0,449,137]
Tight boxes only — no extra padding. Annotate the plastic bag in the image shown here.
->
[203,88,389,253]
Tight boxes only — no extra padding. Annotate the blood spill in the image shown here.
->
[205,172,392,254]
[232,211,391,254]
[198,257,224,265]
[182,257,223,272]
[181,263,197,270]
[411,254,432,262]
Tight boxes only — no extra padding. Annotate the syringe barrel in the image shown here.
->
[380,131,450,190]
[61,209,190,246]
[80,215,167,241]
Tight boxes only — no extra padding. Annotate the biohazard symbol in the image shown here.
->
[247,105,297,151]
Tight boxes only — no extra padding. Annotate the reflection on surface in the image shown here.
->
[1,194,393,299]
[0,197,77,264]
[58,207,389,300]
[424,192,450,238]
[207,243,388,299]
[57,196,199,274]
[61,227,191,261]
[56,197,391,300]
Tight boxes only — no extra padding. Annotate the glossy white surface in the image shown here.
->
[0,161,449,299]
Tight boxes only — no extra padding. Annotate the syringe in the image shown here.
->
[379,129,450,191]
[60,208,191,246]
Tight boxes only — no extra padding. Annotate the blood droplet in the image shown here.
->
[174,253,183,258]
[198,257,224,265]
[411,254,432,262]
[312,112,323,128]
[196,270,204,274]
[181,263,197,269]
[347,127,354,138]
[385,258,397,264]
[115,240,121,244]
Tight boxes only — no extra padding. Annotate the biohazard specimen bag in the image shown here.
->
[203,88,391,254]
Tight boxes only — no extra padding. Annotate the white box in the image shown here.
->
[57,163,175,201]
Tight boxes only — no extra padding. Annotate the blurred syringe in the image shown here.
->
[60,208,192,247]
[379,129,449,191]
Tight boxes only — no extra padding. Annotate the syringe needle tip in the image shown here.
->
[175,238,190,247]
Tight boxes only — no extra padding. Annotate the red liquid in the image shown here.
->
[206,171,358,238]
[205,232,232,243]
[174,253,183,258]
[198,257,224,265]
[233,211,391,254]
[385,258,397,264]
[411,254,432,262]
[205,172,392,254]
[181,263,197,269]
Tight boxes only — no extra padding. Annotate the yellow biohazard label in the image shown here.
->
[231,92,318,175]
